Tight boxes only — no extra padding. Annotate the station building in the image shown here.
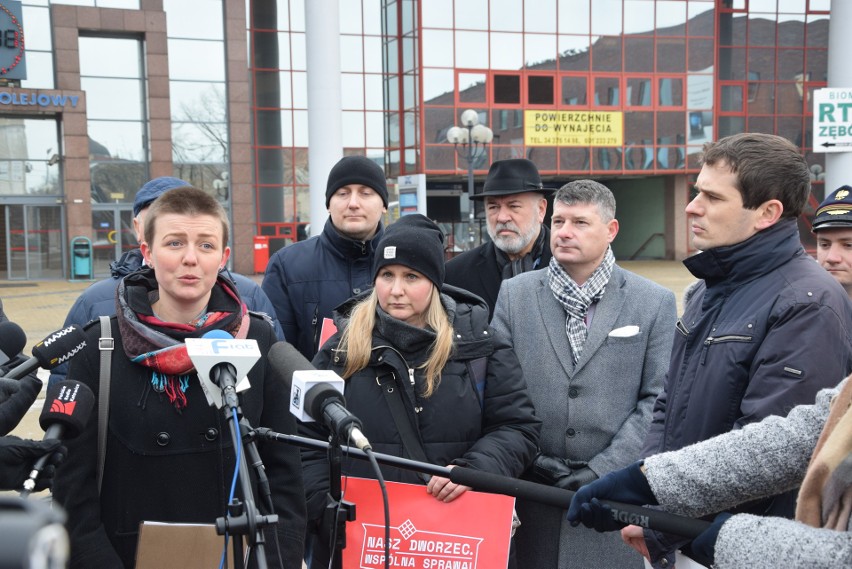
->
[0,0,833,279]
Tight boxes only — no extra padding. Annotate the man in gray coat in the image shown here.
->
[492,179,676,568]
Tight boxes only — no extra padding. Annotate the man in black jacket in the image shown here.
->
[622,133,852,568]
[445,158,554,317]
[263,155,387,360]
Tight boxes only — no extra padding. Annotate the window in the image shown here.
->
[720,84,745,112]
[494,74,521,104]
[658,77,684,107]
[561,76,588,106]
[594,76,620,106]
[528,75,555,105]
[748,71,761,102]
[627,77,652,107]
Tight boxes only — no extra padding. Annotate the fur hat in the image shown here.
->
[133,177,191,217]
[813,185,852,231]
[325,156,389,208]
[373,214,445,288]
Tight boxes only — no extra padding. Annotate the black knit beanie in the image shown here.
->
[373,214,445,288]
[325,155,389,208]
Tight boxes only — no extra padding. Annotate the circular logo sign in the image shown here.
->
[0,2,25,77]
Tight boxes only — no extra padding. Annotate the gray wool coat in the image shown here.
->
[492,264,677,569]
[645,378,852,568]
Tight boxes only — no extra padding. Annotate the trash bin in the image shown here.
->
[253,235,270,274]
[70,236,93,281]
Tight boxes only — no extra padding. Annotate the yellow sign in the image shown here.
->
[524,111,623,147]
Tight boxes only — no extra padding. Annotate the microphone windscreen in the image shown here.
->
[31,325,88,370]
[304,383,346,420]
[267,341,314,389]
[38,380,95,438]
[0,321,27,359]
[201,329,233,340]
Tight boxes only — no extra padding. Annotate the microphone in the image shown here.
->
[268,342,372,452]
[0,323,48,435]
[0,321,27,368]
[185,331,261,409]
[3,325,88,381]
[20,380,95,497]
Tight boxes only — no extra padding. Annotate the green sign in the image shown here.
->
[813,88,852,153]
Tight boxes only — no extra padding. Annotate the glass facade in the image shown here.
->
[249,0,389,245]
[0,0,837,278]
[165,0,230,195]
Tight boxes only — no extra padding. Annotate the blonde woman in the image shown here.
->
[301,214,540,568]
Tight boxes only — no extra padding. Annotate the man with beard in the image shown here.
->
[445,158,554,317]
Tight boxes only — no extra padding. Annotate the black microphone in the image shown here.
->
[185,331,262,410]
[20,380,95,497]
[0,322,44,435]
[4,325,88,381]
[268,341,372,451]
[203,330,240,410]
[0,321,27,367]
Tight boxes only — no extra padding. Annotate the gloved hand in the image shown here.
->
[562,466,598,491]
[531,453,572,485]
[567,461,657,532]
[0,375,43,436]
[0,378,20,399]
[0,435,65,492]
[531,453,590,488]
[690,512,732,565]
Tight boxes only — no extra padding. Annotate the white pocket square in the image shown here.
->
[609,325,640,338]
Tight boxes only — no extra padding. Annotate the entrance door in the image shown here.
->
[91,205,137,278]
[1,203,65,280]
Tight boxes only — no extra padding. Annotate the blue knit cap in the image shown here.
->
[133,177,191,217]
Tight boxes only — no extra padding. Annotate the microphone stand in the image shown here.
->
[255,428,712,541]
[323,431,356,569]
[217,395,278,569]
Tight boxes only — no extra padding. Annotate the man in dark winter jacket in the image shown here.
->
[445,158,554,318]
[48,177,283,387]
[262,155,387,360]
[622,133,852,568]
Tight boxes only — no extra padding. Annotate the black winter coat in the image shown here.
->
[262,218,384,360]
[301,285,541,524]
[53,309,307,569]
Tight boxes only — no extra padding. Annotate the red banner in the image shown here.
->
[342,477,515,569]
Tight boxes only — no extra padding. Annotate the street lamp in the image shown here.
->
[447,109,493,241]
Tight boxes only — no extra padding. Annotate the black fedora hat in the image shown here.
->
[472,158,554,200]
[813,185,852,231]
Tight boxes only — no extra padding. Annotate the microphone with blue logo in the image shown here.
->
[185,330,261,410]
[186,331,278,565]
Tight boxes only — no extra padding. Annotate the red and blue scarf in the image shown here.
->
[116,268,249,410]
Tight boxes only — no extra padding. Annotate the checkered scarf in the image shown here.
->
[548,247,615,364]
